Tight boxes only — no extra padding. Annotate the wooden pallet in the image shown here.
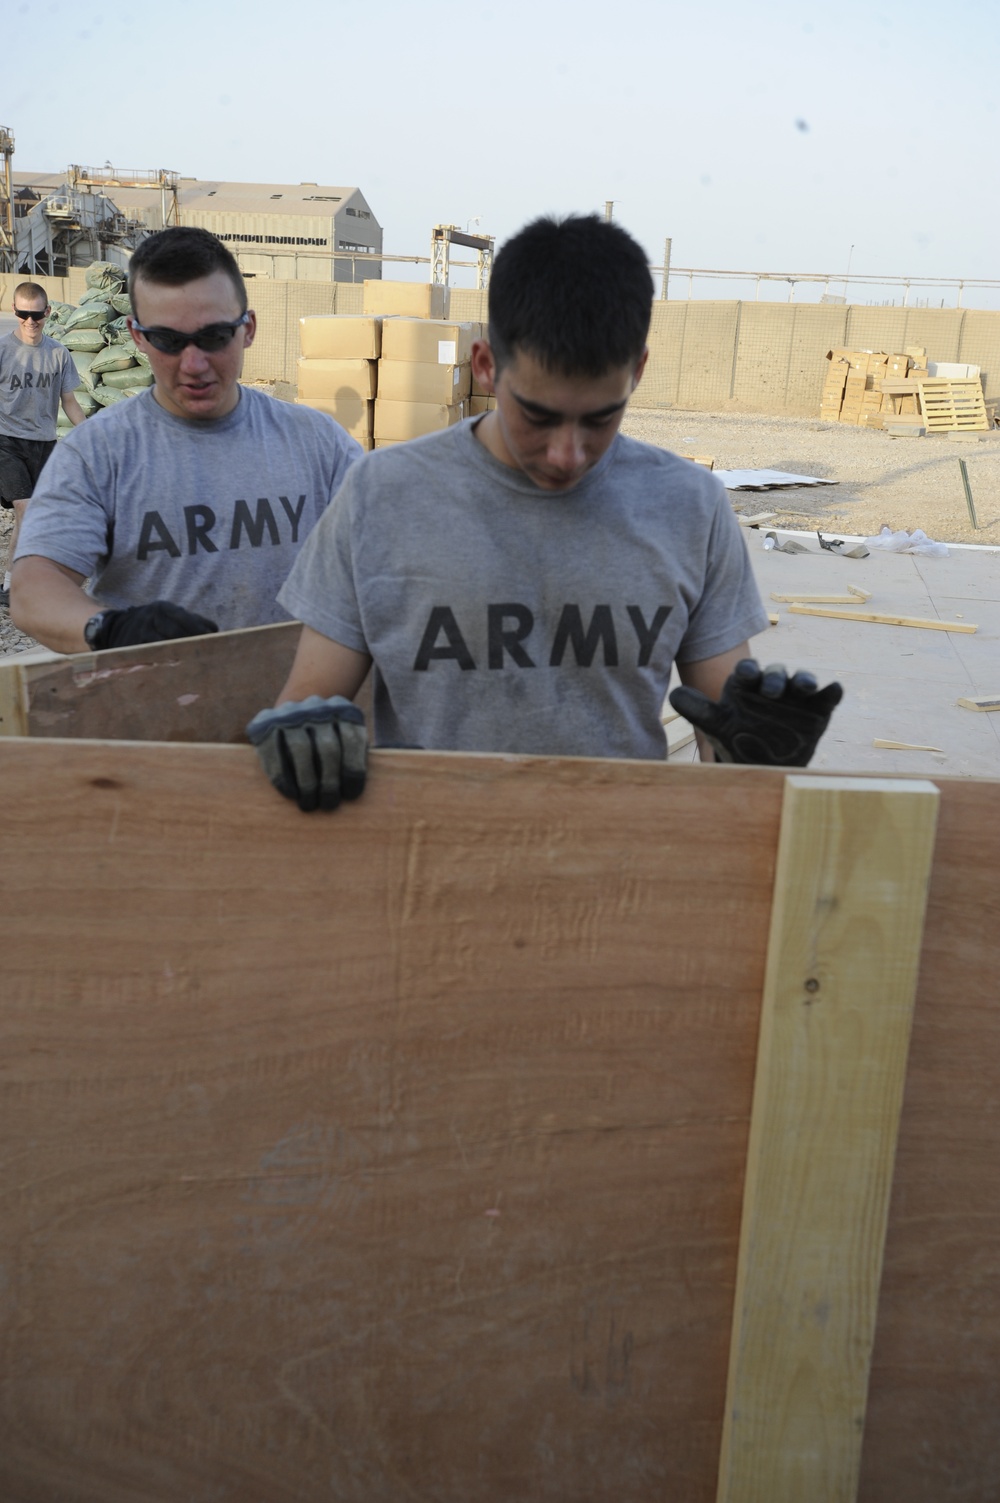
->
[917,376,989,431]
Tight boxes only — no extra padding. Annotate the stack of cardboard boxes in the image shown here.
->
[821,347,928,427]
[297,280,495,450]
[296,314,381,449]
[375,317,474,446]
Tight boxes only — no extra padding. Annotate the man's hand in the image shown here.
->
[90,600,218,649]
[246,695,368,812]
[669,659,843,767]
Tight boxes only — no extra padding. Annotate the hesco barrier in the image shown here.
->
[241,284,1000,416]
[8,272,999,416]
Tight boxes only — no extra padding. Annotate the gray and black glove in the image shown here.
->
[246,695,368,812]
[669,658,843,767]
[90,600,218,649]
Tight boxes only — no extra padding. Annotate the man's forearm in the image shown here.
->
[10,556,96,653]
[61,393,87,427]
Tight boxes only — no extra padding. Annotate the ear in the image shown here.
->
[242,310,257,349]
[631,346,650,391]
[126,315,143,349]
[470,338,497,394]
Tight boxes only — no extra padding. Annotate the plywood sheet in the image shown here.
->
[0,746,781,1503]
[0,623,373,744]
[1,746,998,1502]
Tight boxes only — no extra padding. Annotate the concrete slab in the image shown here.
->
[744,530,1000,777]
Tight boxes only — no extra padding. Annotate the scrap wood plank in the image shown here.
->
[917,378,989,432]
[717,776,940,1503]
[770,592,870,605]
[1,746,999,1502]
[0,620,377,742]
[787,604,977,633]
[957,693,1000,711]
[0,620,301,742]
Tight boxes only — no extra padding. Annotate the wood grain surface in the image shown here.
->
[717,777,939,1503]
[0,746,779,1503]
[0,745,998,1501]
[0,622,373,743]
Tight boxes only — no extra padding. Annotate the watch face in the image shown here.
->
[84,613,105,648]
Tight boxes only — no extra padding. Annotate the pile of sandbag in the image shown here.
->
[46,261,154,425]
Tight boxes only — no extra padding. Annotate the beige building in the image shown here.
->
[12,173,382,283]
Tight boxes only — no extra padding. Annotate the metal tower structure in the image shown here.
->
[0,125,15,274]
[68,165,181,231]
[430,224,494,289]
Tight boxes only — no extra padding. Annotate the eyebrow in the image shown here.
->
[511,391,630,422]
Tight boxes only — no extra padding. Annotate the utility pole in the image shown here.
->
[661,237,672,300]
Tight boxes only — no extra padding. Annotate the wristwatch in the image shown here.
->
[83,612,107,650]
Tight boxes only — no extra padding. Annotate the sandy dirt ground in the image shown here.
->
[3,404,997,655]
[622,407,1000,544]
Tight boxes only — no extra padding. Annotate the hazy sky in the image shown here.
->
[7,0,998,305]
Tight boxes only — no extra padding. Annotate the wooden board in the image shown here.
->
[917,377,989,432]
[0,623,373,743]
[717,777,939,1502]
[1,745,999,1501]
[0,621,302,742]
[786,604,977,633]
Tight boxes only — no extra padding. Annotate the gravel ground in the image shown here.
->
[4,403,996,657]
[622,407,1000,544]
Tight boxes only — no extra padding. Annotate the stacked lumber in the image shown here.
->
[297,313,490,450]
[821,346,928,428]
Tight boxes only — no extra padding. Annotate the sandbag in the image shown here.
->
[110,291,132,316]
[101,366,153,389]
[64,302,113,332]
[70,350,98,390]
[60,327,108,352]
[73,389,100,417]
[104,315,131,342]
[85,261,127,292]
[90,344,137,375]
[91,383,147,405]
[79,285,114,306]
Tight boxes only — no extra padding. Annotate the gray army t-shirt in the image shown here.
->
[279,419,770,760]
[0,331,79,440]
[17,385,361,631]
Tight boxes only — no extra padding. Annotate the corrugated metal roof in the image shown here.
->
[12,174,379,224]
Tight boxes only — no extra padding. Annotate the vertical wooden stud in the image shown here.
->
[717,776,940,1503]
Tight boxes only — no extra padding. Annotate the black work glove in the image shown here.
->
[669,658,843,767]
[246,695,368,812]
[92,600,219,649]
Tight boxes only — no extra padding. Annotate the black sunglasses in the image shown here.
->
[14,308,47,322]
[131,311,250,355]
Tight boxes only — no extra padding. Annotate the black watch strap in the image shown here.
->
[83,612,107,649]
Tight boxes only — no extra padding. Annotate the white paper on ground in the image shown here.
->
[715,469,838,490]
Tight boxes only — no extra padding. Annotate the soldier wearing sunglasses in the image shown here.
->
[10,228,360,653]
[0,282,87,606]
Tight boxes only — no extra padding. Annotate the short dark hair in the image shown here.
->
[488,215,653,378]
[128,227,247,314]
[14,281,48,308]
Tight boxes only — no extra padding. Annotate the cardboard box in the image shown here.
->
[374,399,466,442]
[469,394,496,415]
[296,396,374,444]
[363,281,450,320]
[296,358,378,402]
[904,346,926,360]
[377,360,472,404]
[299,315,382,360]
[381,319,477,366]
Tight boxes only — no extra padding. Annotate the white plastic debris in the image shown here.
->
[863,526,949,558]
